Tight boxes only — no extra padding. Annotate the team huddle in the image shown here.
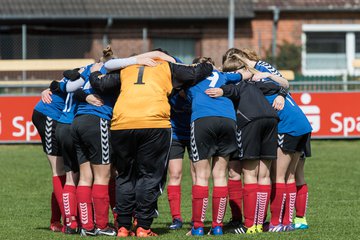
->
[32,46,312,237]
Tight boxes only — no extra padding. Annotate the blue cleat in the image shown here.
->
[169,218,183,230]
[294,217,309,230]
[190,226,204,236]
[208,226,223,235]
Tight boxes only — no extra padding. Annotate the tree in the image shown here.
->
[265,41,301,73]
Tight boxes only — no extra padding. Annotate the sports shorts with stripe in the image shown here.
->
[55,122,79,173]
[278,132,311,155]
[71,114,112,165]
[32,109,61,156]
[169,139,193,161]
[190,116,237,162]
[235,118,278,161]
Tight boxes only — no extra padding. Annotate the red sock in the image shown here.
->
[51,192,62,223]
[92,184,110,229]
[270,183,286,226]
[296,184,308,217]
[63,184,78,229]
[257,184,271,225]
[167,185,182,221]
[283,183,297,225]
[228,179,243,222]
[76,186,94,230]
[243,183,258,228]
[108,178,116,211]
[192,185,208,229]
[212,186,228,228]
[52,175,66,221]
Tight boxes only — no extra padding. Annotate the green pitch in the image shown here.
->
[0,140,360,239]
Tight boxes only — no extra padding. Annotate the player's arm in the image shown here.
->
[252,71,289,89]
[255,81,288,110]
[89,71,121,95]
[170,62,213,88]
[73,88,104,107]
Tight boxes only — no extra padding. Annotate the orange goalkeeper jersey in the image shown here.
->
[111,61,173,130]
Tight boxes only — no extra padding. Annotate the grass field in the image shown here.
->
[0,140,360,239]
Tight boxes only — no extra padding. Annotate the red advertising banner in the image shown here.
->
[291,92,360,138]
[0,96,41,143]
[0,93,360,142]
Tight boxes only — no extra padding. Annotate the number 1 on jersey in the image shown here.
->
[135,66,145,85]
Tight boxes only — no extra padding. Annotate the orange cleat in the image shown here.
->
[136,227,158,237]
[117,227,135,237]
[49,221,63,232]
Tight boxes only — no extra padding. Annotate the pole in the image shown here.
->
[22,24,27,93]
[142,27,148,53]
[272,6,280,67]
[228,0,235,49]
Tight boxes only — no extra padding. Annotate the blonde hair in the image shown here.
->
[192,56,215,66]
[222,53,259,75]
[100,45,114,62]
[222,48,260,64]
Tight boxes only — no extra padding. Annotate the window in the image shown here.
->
[305,32,346,70]
[356,33,360,58]
[152,38,196,64]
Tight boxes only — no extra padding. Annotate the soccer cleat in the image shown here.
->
[224,219,242,230]
[80,227,97,236]
[169,218,183,230]
[50,222,63,232]
[208,226,223,235]
[268,223,284,232]
[136,227,158,237]
[117,227,135,237]
[189,226,204,236]
[256,224,263,233]
[294,217,309,230]
[282,223,295,232]
[63,225,79,234]
[228,224,257,234]
[96,225,117,236]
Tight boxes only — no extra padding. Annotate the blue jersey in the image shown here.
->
[170,91,191,141]
[255,61,312,135]
[186,69,242,122]
[34,88,66,121]
[76,65,116,121]
[57,78,79,124]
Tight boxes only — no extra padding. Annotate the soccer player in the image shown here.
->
[89,53,213,237]
[32,84,67,232]
[223,48,312,232]
[71,47,158,236]
[186,57,244,236]
[49,68,85,234]
[167,89,194,230]
[206,55,288,234]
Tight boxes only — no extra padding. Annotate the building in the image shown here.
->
[1,0,360,75]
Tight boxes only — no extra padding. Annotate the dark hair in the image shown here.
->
[192,56,215,66]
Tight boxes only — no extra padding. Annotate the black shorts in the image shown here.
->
[190,116,237,162]
[55,122,79,173]
[71,114,112,165]
[300,133,312,159]
[278,132,311,155]
[32,110,61,156]
[169,139,193,161]
[237,118,278,161]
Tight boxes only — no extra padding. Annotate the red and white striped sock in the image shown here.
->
[63,184,78,229]
[283,182,297,225]
[212,186,228,228]
[76,186,94,230]
[243,183,258,228]
[257,184,271,225]
[52,175,66,222]
[270,183,286,226]
[192,185,208,229]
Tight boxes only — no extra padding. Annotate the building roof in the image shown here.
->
[253,0,360,11]
[0,0,254,20]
